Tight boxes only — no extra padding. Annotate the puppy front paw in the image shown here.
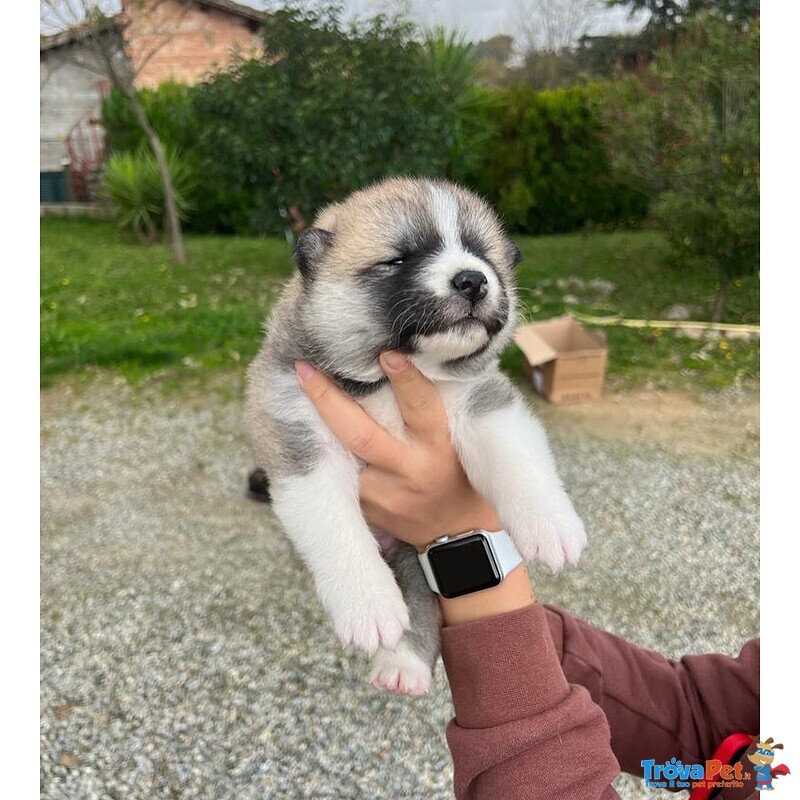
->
[323,575,410,655]
[370,641,432,696]
[513,509,586,573]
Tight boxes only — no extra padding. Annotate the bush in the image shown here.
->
[101,146,195,242]
[101,81,196,156]
[457,83,649,234]
[186,6,467,234]
[98,10,647,237]
[601,14,759,319]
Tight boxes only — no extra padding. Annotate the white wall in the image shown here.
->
[40,42,111,172]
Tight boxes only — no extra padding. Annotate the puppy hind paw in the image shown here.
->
[370,641,432,696]
[329,588,410,655]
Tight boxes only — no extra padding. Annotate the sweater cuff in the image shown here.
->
[441,602,570,730]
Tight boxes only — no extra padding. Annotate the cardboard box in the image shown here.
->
[514,315,608,404]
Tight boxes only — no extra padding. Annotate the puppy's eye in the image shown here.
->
[369,255,408,271]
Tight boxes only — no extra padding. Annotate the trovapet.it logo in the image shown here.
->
[641,736,791,794]
[641,757,748,791]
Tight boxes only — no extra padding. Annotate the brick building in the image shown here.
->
[124,0,262,88]
[40,0,264,201]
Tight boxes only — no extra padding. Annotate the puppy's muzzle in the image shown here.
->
[452,270,488,304]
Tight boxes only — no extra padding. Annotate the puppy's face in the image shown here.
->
[296,178,520,383]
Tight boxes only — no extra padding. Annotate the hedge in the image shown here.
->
[459,83,649,234]
[101,81,196,156]
[101,78,648,236]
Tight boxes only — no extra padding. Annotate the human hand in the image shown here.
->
[295,352,500,551]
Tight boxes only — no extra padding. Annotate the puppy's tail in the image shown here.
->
[246,467,272,504]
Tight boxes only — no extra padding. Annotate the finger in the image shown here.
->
[380,351,450,443]
[296,361,408,471]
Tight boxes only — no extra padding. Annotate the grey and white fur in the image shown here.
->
[245,177,586,695]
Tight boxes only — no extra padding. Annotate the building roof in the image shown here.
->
[40,18,122,53]
[40,0,265,53]
[196,0,265,23]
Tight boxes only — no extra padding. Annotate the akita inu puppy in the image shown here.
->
[246,177,586,695]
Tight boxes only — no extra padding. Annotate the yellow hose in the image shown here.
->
[570,311,760,335]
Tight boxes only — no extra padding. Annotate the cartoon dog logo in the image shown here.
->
[747,738,791,791]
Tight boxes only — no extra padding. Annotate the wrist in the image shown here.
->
[439,564,535,626]
[465,498,502,537]
[414,496,502,553]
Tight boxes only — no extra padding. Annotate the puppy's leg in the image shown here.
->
[450,381,586,572]
[272,450,410,655]
[370,542,440,696]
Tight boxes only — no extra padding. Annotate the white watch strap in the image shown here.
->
[487,529,523,576]
[417,529,522,595]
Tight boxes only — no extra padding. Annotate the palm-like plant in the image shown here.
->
[420,27,477,102]
[419,27,496,180]
[102,147,195,243]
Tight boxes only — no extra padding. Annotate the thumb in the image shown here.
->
[380,351,450,444]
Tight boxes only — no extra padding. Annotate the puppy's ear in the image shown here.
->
[509,243,522,267]
[294,228,332,282]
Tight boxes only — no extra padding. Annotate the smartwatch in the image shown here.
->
[417,529,522,599]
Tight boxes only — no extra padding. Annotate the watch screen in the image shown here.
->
[427,534,501,599]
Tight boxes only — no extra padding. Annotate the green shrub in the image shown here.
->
[101,81,196,156]
[457,83,649,234]
[98,11,646,237]
[601,14,759,319]
[101,147,195,241]
[186,6,468,234]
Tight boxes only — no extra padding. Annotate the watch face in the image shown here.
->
[427,534,501,599]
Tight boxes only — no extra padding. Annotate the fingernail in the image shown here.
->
[381,351,410,372]
[295,361,317,383]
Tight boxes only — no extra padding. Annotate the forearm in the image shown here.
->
[441,596,621,800]
[543,605,760,775]
[439,563,535,626]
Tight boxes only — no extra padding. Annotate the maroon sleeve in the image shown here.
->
[542,605,760,778]
[441,603,621,800]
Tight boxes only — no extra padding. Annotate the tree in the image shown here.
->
[41,0,188,264]
[512,0,602,54]
[575,1,758,78]
[471,34,516,87]
[473,34,515,65]
[601,14,759,320]
[606,0,759,32]
[509,0,602,88]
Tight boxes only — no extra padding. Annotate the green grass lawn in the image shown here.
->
[41,218,759,391]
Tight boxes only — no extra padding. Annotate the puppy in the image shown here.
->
[245,177,586,695]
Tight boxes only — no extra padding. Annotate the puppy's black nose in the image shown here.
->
[452,270,488,303]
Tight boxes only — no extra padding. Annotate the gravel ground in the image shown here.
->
[40,378,759,800]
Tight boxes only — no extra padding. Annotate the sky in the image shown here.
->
[260,0,648,42]
[42,0,648,43]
